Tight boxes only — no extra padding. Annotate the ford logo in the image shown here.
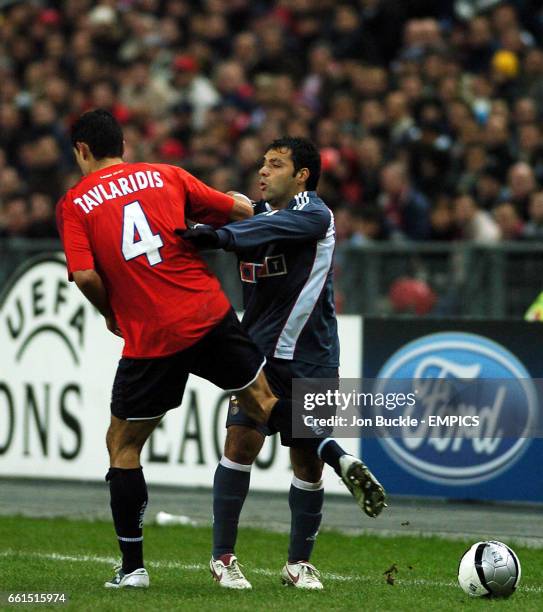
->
[373,332,537,485]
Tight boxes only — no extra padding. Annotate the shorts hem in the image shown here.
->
[122,411,168,421]
[115,408,171,421]
[223,357,267,392]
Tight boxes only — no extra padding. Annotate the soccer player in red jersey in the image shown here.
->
[57,109,279,589]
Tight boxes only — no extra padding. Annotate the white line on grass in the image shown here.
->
[0,550,541,594]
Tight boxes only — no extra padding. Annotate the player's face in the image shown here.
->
[259,148,303,207]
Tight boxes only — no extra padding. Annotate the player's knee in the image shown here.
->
[109,445,142,468]
[224,441,258,465]
[105,426,119,459]
[291,449,324,483]
[293,464,323,483]
[106,431,143,463]
[224,428,260,464]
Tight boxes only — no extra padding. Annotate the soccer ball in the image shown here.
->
[458,541,521,597]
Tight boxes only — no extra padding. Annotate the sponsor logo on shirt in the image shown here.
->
[239,254,287,283]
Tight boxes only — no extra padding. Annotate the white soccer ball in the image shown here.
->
[458,541,521,598]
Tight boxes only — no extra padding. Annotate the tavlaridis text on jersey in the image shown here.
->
[73,170,164,213]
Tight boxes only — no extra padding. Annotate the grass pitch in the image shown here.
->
[0,516,540,611]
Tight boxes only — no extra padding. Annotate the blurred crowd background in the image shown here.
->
[1,0,543,275]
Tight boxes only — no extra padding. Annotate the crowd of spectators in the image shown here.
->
[2,0,543,245]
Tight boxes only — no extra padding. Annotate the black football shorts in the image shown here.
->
[226,357,339,446]
[111,309,266,420]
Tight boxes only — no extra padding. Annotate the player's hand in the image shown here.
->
[105,315,123,338]
[176,224,221,249]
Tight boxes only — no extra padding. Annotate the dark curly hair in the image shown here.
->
[71,109,124,160]
[265,137,321,190]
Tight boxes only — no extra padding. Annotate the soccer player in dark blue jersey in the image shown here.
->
[182,138,386,589]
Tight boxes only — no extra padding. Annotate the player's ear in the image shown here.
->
[75,142,91,160]
[297,167,310,185]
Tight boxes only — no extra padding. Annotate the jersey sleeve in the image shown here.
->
[178,168,234,227]
[56,196,95,280]
[217,206,332,251]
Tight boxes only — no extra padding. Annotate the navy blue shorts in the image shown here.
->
[111,309,265,420]
[226,357,339,446]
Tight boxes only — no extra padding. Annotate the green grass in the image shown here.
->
[0,516,540,611]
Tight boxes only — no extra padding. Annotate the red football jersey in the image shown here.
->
[57,161,234,357]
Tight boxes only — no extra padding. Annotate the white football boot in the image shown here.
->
[209,554,252,589]
[281,561,323,590]
[339,455,387,518]
[104,566,149,588]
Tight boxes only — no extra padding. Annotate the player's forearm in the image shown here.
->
[72,269,114,318]
[227,191,254,221]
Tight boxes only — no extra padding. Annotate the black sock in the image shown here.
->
[212,458,251,559]
[107,467,148,573]
[318,439,346,476]
[288,477,324,562]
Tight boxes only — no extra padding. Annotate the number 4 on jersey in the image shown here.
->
[122,201,163,265]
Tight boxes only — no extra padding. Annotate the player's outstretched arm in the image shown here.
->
[178,168,253,226]
[217,205,330,251]
[180,206,330,251]
[177,192,254,248]
[72,270,122,337]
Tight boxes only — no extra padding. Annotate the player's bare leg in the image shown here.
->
[106,415,161,467]
[235,369,278,424]
[210,425,264,589]
[224,425,265,465]
[104,415,162,589]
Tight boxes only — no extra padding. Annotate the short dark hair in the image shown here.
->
[265,137,321,190]
[71,109,124,159]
